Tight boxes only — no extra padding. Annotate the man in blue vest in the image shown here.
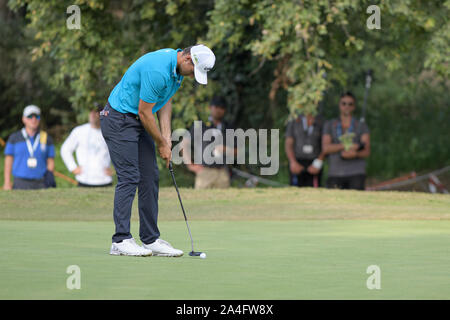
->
[3,105,55,190]
[101,45,215,257]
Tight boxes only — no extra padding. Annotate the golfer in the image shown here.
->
[100,45,215,257]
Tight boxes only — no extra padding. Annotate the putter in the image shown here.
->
[168,161,204,257]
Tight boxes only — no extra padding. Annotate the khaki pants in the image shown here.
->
[195,167,231,189]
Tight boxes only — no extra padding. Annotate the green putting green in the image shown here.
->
[0,187,449,299]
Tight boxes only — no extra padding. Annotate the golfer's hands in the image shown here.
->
[72,167,82,175]
[187,164,204,174]
[289,160,304,175]
[158,140,172,168]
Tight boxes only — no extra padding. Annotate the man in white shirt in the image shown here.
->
[61,106,113,187]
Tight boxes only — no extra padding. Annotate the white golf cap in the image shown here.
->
[23,105,41,117]
[190,44,215,85]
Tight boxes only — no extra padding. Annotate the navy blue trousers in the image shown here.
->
[100,103,160,244]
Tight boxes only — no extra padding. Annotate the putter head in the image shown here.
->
[189,251,203,257]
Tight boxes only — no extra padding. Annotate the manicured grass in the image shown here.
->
[0,188,449,299]
[0,187,448,221]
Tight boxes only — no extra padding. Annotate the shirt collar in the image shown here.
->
[22,127,40,139]
[172,49,184,83]
[302,116,314,135]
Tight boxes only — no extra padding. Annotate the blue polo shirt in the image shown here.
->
[108,48,184,115]
[4,130,55,180]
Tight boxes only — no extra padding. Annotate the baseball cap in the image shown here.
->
[93,102,103,113]
[210,96,227,109]
[190,45,215,85]
[23,105,41,117]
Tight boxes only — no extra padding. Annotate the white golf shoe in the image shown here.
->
[143,239,184,257]
[110,238,152,257]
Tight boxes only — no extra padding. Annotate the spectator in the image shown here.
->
[322,92,371,190]
[183,97,236,189]
[61,105,113,187]
[3,105,55,190]
[285,113,325,187]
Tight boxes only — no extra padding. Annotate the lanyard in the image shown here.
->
[302,116,314,136]
[336,118,355,137]
[21,128,40,158]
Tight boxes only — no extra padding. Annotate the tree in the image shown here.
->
[207,0,449,117]
[0,0,71,139]
[5,0,450,180]
[7,0,217,126]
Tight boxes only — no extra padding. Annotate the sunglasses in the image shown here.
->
[340,102,354,106]
[27,114,41,119]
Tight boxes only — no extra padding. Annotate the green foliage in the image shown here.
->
[2,0,449,182]
[7,0,215,123]
[0,4,73,139]
[321,66,450,179]
[208,0,449,117]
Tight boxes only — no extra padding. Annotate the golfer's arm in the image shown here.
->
[322,134,344,155]
[157,99,172,147]
[285,137,297,163]
[356,133,371,158]
[4,155,13,186]
[138,99,166,146]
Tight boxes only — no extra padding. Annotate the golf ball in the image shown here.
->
[200,253,206,259]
